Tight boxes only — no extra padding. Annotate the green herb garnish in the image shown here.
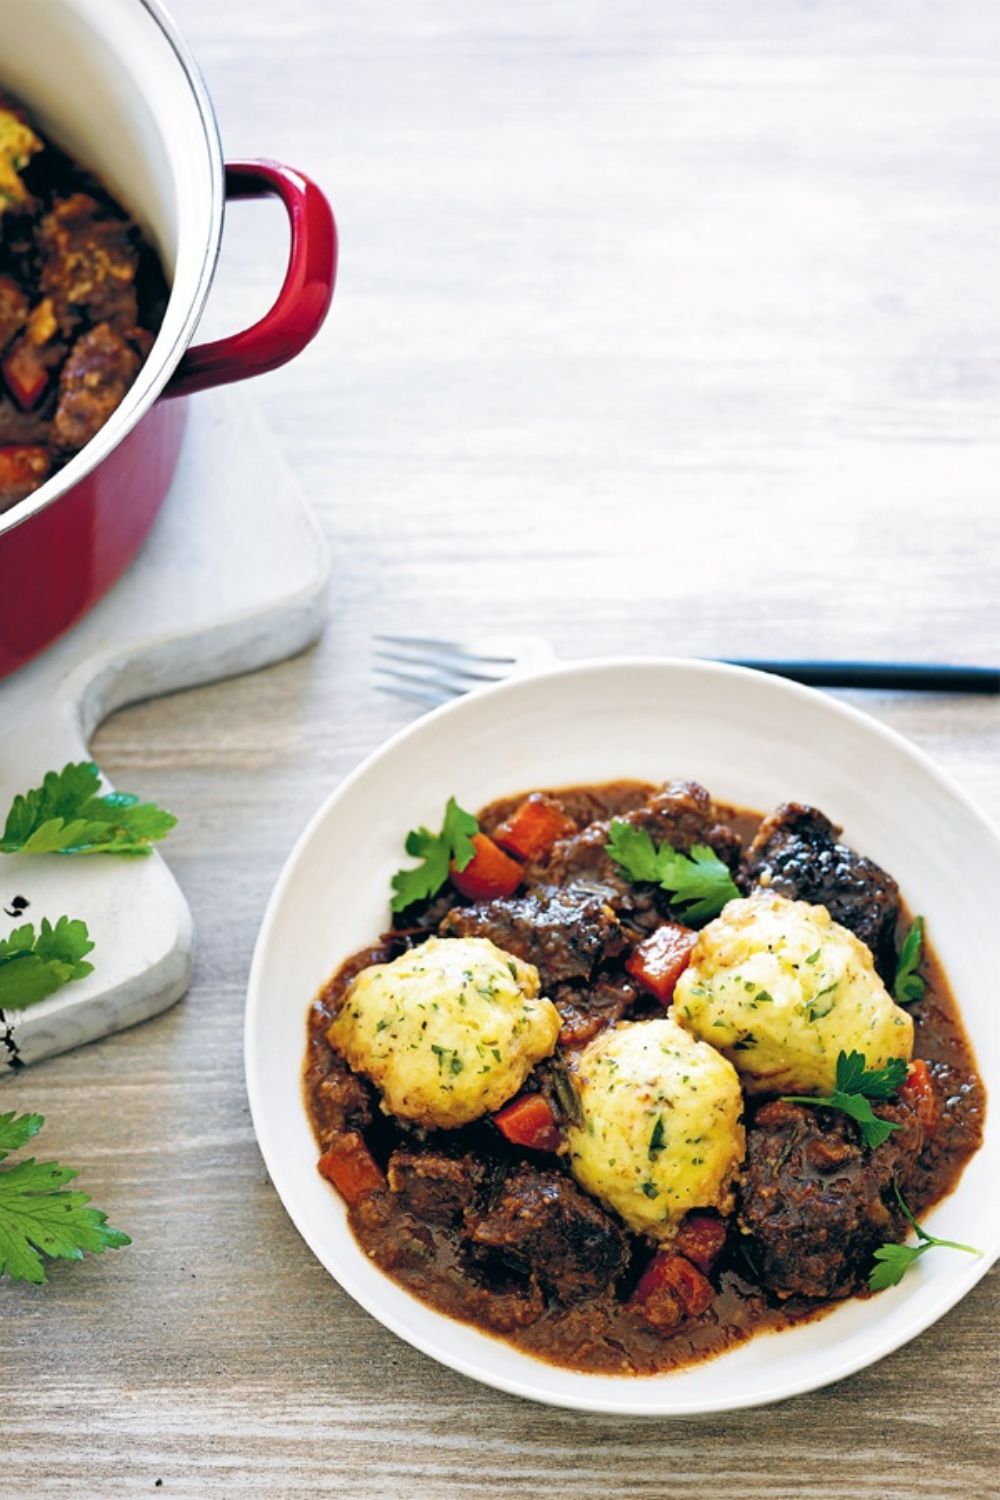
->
[648,1115,666,1160]
[605,821,739,921]
[893,917,926,1006]
[781,1049,908,1149]
[868,1180,980,1290]
[0,762,176,857]
[390,796,478,912]
[430,1043,463,1075]
[550,1056,584,1127]
[0,1110,130,1284]
[805,982,838,1023]
[0,917,94,1010]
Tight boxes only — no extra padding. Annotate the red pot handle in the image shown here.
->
[165,160,336,399]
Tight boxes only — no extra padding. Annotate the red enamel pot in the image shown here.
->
[0,0,337,681]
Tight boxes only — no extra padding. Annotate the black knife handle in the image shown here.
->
[719,659,1000,694]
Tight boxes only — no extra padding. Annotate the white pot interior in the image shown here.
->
[0,0,222,529]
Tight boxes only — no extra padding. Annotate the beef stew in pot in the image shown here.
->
[0,91,167,513]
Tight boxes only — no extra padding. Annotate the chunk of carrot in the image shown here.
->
[2,343,49,410]
[672,1213,728,1275]
[632,1251,714,1318]
[900,1058,939,1135]
[317,1133,386,1205]
[493,794,577,862]
[493,1093,561,1151]
[449,832,523,901]
[625,923,697,1005]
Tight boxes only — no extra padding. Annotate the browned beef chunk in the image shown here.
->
[530,784,652,829]
[37,193,140,335]
[630,780,743,869]
[541,818,638,905]
[743,803,900,981]
[355,1175,546,1332]
[465,1164,628,1301]
[920,1058,985,1179]
[351,1192,439,1274]
[311,1050,373,1146]
[551,973,638,1047]
[50,322,140,453]
[540,780,742,932]
[441,884,626,986]
[452,1273,545,1332]
[387,1150,486,1227]
[737,1097,923,1300]
[0,275,28,353]
[0,395,50,445]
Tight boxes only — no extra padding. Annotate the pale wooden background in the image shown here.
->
[3,0,999,1495]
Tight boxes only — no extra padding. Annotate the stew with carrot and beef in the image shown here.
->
[304,778,984,1375]
[0,91,167,513]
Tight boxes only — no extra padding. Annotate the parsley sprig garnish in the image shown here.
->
[605,821,739,921]
[0,762,176,857]
[549,1055,584,1127]
[893,917,926,1005]
[868,1180,980,1290]
[781,1049,908,1149]
[0,916,95,1010]
[390,796,479,912]
[0,1110,130,1283]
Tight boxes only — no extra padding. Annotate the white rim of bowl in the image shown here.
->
[245,655,1000,1414]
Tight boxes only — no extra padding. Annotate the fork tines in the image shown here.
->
[374,635,516,706]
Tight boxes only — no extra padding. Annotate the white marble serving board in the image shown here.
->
[0,388,330,1072]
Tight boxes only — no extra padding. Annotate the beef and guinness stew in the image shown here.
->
[0,92,168,513]
[304,778,984,1375]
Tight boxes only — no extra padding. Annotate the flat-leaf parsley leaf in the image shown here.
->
[893,916,926,1006]
[0,916,95,1010]
[0,1111,130,1283]
[781,1049,908,1150]
[0,1110,44,1158]
[605,821,739,921]
[390,796,479,912]
[0,762,176,857]
[868,1179,980,1290]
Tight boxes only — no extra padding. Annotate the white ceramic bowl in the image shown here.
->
[245,658,1000,1414]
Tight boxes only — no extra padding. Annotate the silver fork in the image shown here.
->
[374,635,558,707]
[374,636,1000,705]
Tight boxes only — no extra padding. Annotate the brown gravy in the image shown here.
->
[304,781,984,1376]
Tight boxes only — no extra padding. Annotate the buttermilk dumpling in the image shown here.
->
[565,1016,745,1240]
[326,935,560,1130]
[672,890,913,1095]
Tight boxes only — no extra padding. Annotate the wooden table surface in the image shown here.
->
[4,1,998,1495]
